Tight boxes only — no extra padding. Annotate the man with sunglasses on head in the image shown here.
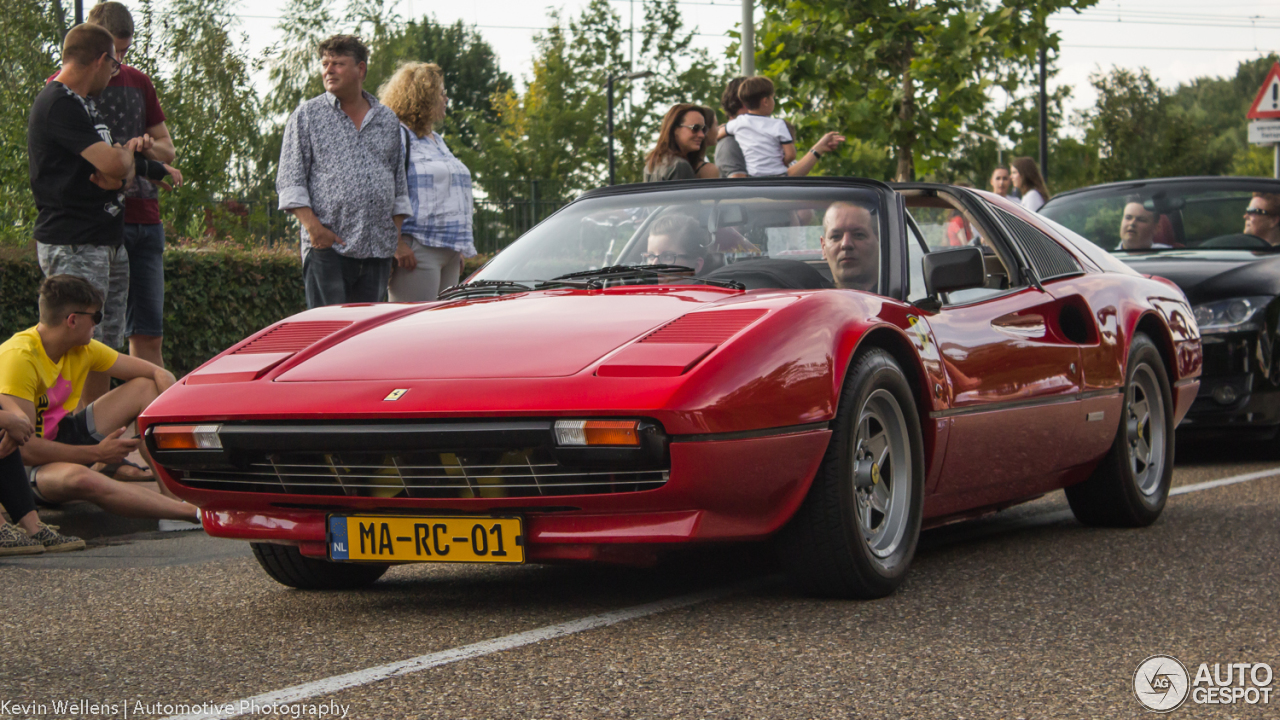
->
[0,276,200,526]
[1244,193,1280,246]
[28,23,175,408]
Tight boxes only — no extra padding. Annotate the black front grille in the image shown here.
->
[183,447,668,499]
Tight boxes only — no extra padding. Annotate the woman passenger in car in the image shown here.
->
[644,104,710,182]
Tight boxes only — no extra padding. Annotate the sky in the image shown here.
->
[164,0,1280,123]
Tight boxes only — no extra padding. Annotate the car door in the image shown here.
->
[901,188,1089,505]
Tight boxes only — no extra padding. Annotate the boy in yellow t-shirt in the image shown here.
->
[0,275,198,525]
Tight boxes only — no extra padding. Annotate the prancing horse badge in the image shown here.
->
[383,389,408,401]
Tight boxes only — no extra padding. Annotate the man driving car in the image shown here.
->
[819,202,879,292]
[1118,201,1171,251]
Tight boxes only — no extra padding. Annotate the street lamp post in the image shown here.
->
[607,70,655,186]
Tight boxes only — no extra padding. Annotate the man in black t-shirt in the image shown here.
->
[28,23,137,404]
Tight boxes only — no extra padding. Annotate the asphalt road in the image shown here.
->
[2,437,1277,720]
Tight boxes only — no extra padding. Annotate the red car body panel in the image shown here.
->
[141,183,1202,564]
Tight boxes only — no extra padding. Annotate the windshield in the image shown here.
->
[1040,181,1280,253]
[469,184,885,290]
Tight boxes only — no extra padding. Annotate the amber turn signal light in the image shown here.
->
[152,424,222,450]
[554,420,641,446]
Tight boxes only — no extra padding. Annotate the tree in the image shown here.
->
[468,0,728,191]
[755,0,1098,181]
[1079,67,1229,183]
[0,0,62,244]
[141,0,262,237]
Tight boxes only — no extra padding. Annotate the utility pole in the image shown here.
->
[1038,45,1048,184]
[741,0,754,76]
[75,0,84,24]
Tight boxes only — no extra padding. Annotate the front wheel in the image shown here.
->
[779,347,925,599]
[1066,332,1174,527]
[251,542,389,590]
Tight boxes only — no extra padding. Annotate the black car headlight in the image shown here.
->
[1192,296,1271,334]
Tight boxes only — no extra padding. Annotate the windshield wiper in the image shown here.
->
[437,280,534,300]
[545,264,744,291]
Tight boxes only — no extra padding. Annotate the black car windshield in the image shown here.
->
[1039,180,1280,253]
[468,184,886,292]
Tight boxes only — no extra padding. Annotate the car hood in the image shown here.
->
[273,289,744,381]
[1116,250,1280,304]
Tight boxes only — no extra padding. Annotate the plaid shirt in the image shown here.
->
[400,126,476,257]
[276,91,411,259]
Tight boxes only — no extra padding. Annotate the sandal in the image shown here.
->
[95,459,154,482]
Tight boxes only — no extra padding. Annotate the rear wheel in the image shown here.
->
[251,542,389,590]
[779,347,925,599]
[1066,333,1174,527]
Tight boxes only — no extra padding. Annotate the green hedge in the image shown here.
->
[0,244,493,378]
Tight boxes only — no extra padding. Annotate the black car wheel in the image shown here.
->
[780,347,925,599]
[251,542,389,590]
[1066,332,1174,527]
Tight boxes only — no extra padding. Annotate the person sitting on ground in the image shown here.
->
[0,403,84,554]
[643,214,711,274]
[820,201,880,292]
[1118,200,1171,251]
[1244,192,1280,246]
[644,104,709,182]
[0,275,200,523]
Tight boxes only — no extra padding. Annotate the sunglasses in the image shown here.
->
[1244,207,1277,217]
[70,310,104,325]
[678,124,708,134]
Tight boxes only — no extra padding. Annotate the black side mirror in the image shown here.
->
[922,246,985,297]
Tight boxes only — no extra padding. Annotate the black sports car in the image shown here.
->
[1040,177,1280,437]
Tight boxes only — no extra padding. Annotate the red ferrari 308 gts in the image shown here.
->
[140,178,1202,599]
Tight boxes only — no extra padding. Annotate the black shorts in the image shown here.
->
[26,405,104,506]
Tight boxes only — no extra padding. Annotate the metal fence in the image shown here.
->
[472,179,573,255]
[207,179,573,255]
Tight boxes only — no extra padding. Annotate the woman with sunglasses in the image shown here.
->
[643,104,711,182]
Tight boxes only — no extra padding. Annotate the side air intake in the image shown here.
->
[640,309,768,344]
[232,321,352,355]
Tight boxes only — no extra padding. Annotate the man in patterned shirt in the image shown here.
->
[277,35,410,308]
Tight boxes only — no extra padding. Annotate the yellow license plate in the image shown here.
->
[328,516,524,563]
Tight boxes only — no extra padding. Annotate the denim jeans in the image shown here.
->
[303,247,393,308]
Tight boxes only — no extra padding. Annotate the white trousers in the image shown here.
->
[388,244,463,302]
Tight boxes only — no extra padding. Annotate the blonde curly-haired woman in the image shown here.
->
[378,62,476,301]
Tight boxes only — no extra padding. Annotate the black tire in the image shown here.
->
[251,542,389,590]
[1066,333,1174,527]
[779,347,926,599]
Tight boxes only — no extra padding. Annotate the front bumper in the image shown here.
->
[158,425,831,561]
[1181,331,1280,431]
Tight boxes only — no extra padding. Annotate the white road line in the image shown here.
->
[163,579,766,720]
[1171,466,1280,496]
[164,466,1280,720]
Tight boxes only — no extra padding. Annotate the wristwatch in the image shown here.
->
[811,149,823,159]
